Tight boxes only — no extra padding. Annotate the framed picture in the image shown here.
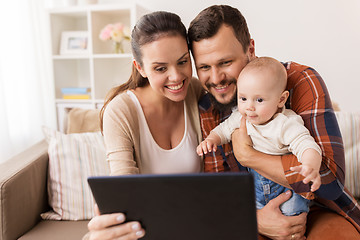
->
[60,31,89,55]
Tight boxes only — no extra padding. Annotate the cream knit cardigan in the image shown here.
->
[103,78,204,175]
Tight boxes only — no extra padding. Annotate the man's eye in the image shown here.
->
[198,65,210,71]
[222,60,232,66]
[257,98,264,103]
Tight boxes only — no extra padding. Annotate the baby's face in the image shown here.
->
[237,68,285,125]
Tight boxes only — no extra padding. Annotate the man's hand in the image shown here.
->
[232,117,290,187]
[257,191,307,240]
[231,117,255,167]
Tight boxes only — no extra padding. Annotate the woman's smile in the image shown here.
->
[165,80,185,92]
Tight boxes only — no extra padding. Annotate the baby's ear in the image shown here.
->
[278,90,289,108]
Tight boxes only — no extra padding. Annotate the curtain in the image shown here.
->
[0,1,56,161]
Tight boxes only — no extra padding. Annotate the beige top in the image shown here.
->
[102,78,204,175]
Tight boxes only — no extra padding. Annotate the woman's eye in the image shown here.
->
[240,97,247,101]
[257,98,264,103]
[155,67,166,72]
[178,60,188,65]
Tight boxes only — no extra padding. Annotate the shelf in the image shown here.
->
[53,58,91,99]
[93,58,132,99]
[56,99,93,104]
[53,55,90,59]
[49,3,135,13]
[49,3,148,131]
[93,53,132,59]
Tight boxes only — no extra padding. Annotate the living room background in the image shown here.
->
[0,0,359,162]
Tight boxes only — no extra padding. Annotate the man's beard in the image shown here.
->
[206,79,238,112]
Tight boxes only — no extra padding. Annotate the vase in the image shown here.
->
[113,41,124,54]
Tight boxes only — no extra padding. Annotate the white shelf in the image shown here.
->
[53,54,90,59]
[48,3,148,131]
[52,53,132,59]
[55,99,93,104]
[93,53,133,59]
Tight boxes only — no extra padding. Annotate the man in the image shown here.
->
[188,5,360,240]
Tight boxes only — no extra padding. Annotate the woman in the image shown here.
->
[86,11,204,239]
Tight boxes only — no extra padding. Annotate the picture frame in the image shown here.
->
[60,31,89,55]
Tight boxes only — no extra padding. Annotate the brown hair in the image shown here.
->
[188,5,250,53]
[100,11,187,131]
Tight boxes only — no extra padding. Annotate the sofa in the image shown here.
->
[0,140,89,240]
[0,108,359,240]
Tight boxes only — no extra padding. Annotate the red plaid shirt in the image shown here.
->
[199,61,360,232]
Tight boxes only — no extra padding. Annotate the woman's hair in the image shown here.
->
[188,5,250,53]
[100,11,187,131]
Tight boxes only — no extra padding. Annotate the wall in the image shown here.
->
[97,0,360,112]
[131,0,360,112]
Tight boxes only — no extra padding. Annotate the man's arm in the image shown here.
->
[231,118,290,187]
[281,65,344,199]
[233,64,345,199]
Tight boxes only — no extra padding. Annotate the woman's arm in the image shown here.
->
[85,95,145,240]
[102,94,140,175]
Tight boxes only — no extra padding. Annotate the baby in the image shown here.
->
[197,57,322,216]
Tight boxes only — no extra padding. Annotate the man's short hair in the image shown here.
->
[188,5,251,53]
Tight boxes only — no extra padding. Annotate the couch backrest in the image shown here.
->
[0,140,50,240]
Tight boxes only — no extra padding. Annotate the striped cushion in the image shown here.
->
[335,112,360,199]
[41,126,109,220]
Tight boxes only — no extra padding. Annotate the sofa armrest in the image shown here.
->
[0,140,50,240]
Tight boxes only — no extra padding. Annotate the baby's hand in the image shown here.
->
[196,139,217,156]
[290,165,321,192]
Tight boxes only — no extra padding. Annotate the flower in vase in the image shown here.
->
[99,22,130,53]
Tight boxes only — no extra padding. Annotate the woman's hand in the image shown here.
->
[257,191,307,240]
[87,205,145,240]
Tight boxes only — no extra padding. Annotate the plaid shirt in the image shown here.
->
[199,61,360,232]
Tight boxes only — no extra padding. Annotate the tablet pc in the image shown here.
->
[88,172,258,240]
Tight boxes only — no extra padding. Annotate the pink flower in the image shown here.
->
[113,23,124,31]
[99,22,130,42]
[99,24,113,41]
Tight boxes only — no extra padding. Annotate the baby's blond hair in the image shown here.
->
[240,56,287,92]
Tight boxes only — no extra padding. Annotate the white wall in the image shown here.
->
[93,0,360,111]
[129,0,359,112]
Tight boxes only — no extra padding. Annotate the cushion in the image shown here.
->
[66,108,101,134]
[41,126,109,220]
[335,112,360,199]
